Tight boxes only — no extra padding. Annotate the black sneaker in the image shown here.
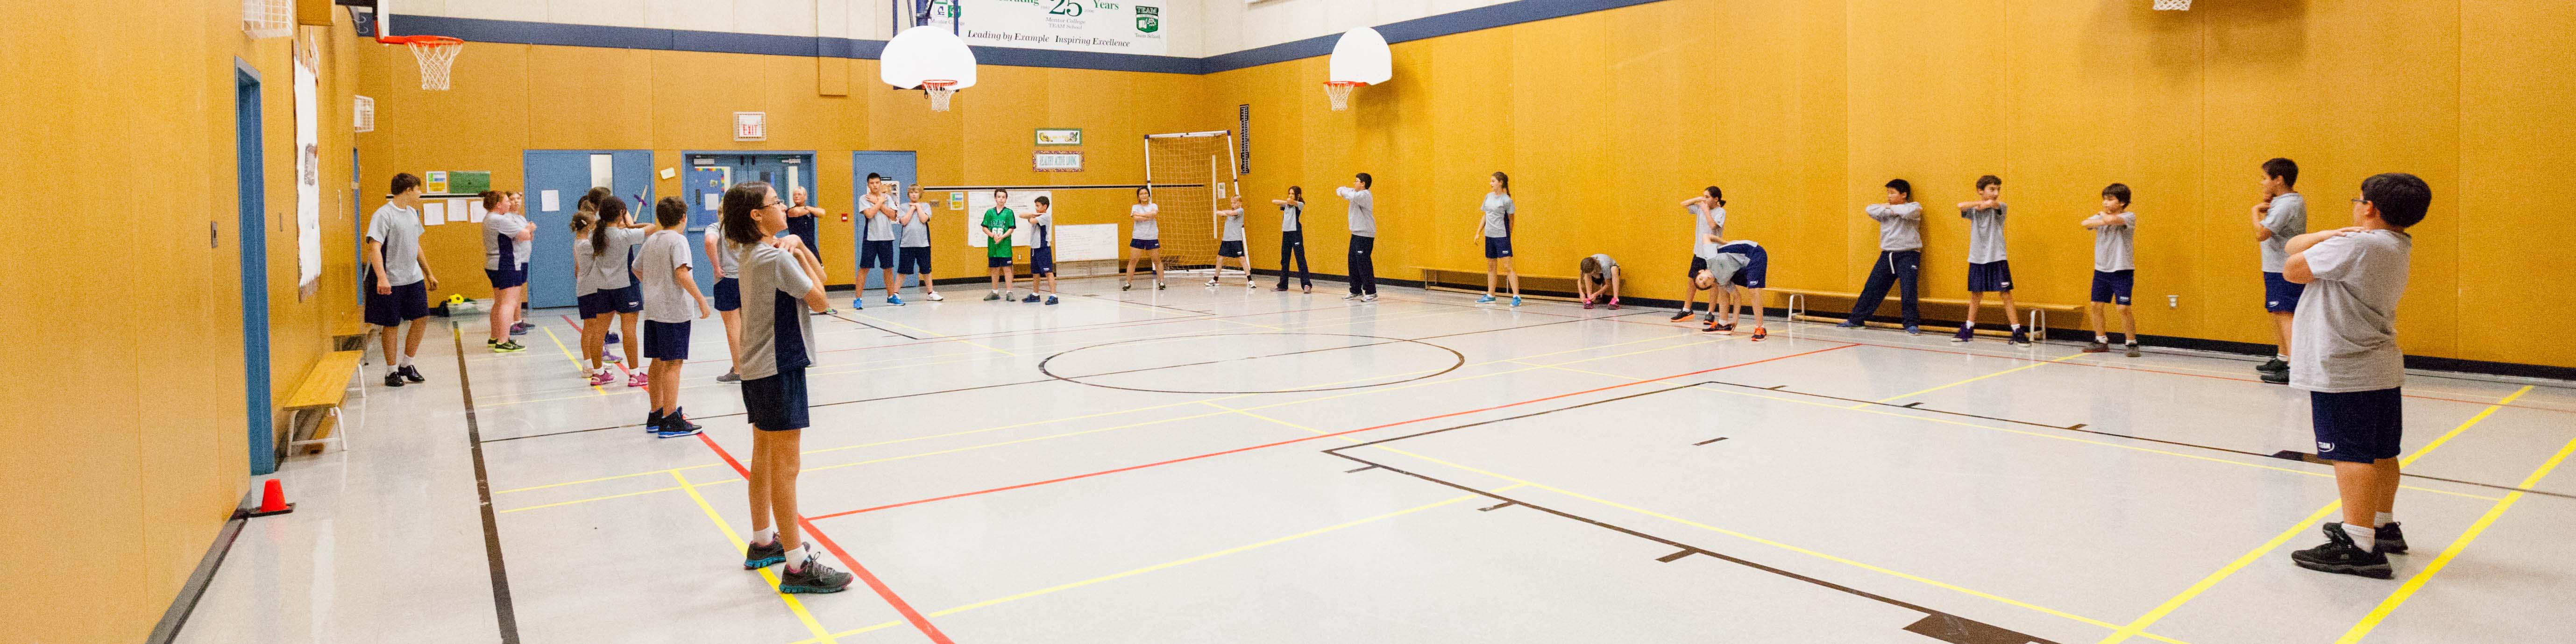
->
[2377,522,2408,554]
[654,414,703,439]
[645,410,664,433]
[383,371,406,387]
[401,365,426,383]
[2124,343,2141,358]
[671,408,704,432]
[1951,326,1974,343]
[2261,369,2290,385]
[2083,341,2110,353]
[743,540,785,569]
[2290,523,2392,579]
[2258,358,2289,374]
[1669,311,1694,322]
[778,555,854,594]
[2008,328,2030,346]
[1833,320,1864,329]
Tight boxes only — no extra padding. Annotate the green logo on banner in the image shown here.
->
[1135,5,1160,33]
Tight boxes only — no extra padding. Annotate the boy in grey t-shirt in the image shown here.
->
[2082,184,2140,356]
[1953,175,2027,345]
[2253,157,2308,382]
[2283,172,2431,580]
[1335,173,1378,300]
[1838,179,1924,333]
[365,173,438,386]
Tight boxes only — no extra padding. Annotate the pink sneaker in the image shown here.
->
[628,372,650,388]
[588,370,614,386]
[1608,298,1621,310]
[1582,298,1596,310]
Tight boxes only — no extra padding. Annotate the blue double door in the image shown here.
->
[685,153,820,289]
[852,151,917,290]
[523,150,653,309]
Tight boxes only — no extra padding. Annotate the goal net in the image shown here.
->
[1143,132,1240,276]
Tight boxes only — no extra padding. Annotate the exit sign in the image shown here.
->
[733,112,767,141]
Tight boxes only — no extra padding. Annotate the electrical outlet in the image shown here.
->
[2167,294,2180,309]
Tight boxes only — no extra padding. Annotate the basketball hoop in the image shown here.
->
[2152,0,2191,9]
[1324,81,1364,111]
[380,35,465,90]
[922,80,958,112]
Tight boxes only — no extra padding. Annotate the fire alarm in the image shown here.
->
[839,212,850,222]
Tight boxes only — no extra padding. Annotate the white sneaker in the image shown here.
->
[1362,294,1378,302]
[1343,293,1362,300]
[927,292,944,302]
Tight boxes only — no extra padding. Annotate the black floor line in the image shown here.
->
[825,311,922,340]
[450,323,523,643]
[1325,449,2060,644]
[1703,381,2576,502]
[1036,332,1468,395]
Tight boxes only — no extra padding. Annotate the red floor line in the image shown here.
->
[694,433,955,644]
[806,342,1860,520]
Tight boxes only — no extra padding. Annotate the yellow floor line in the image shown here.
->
[497,485,688,513]
[2095,386,2532,644]
[671,469,837,644]
[537,325,606,394]
[2334,432,2576,643]
[785,489,1514,644]
[1864,352,2087,406]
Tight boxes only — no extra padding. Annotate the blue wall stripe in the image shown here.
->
[391,0,1671,77]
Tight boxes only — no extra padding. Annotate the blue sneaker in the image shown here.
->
[1511,296,1523,307]
[1476,295,1497,304]
[1022,294,1041,303]
[1904,326,1923,335]
[887,295,906,306]
[1044,296,1058,305]
[852,298,864,310]
[605,331,619,344]
[1833,321,1864,329]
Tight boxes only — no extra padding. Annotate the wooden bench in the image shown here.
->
[280,350,365,455]
[1767,287,2082,340]
[330,317,369,352]
[1414,266,1589,303]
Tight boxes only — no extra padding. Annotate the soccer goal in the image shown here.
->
[1143,131,1242,277]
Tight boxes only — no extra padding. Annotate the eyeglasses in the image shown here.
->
[761,200,785,209]
[2351,197,2369,204]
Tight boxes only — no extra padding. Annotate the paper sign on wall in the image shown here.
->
[421,201,446,226]
[540,190,561,212]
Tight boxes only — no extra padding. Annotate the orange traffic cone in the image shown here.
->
[245,478,295,517]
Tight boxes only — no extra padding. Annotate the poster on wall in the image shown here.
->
[293,40,322,290]
[939,0,1168,56]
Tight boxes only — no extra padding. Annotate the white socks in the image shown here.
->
[1963,322,1975,331]
[784,545,811,572]
[2095,335,2110,343]
[2376,511,2394,526]
[2278,354,2291,361]
[752,527,776,546]
[2342,523,2377,551]
[398,354,414,367]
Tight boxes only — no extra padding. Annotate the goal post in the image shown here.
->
[1143,131,1241,277]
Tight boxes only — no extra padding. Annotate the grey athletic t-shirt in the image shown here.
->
[1220,208,1245,241]
[707,229,739,279]
[634,230,696,323]
[1865,202,1923,252]
[863,194,898,241]
[2290,230,2412,393]
[1704,248,1750,285]
[1962,204,2008,264]
[1029,212,1054,249]
[899,202,932,248]
[1338,187,1376,237]
[482,212,530,271]
[736,242,816,380]
[2260,193,2306,273]
[1687,204,1724,258]
[1480,193,1515,238]
[577,227,648,292]
[1280,202,1301,233]
[1130,203,1160,240]
[366,203,426,286]
[2093,212,2137,272]
[1585,253,1618,277]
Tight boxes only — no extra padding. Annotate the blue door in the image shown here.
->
[523,150,653,308]
[683,164,730,290]
[852,151,918,290]
[686,153,821,284]
[236,63,276,475]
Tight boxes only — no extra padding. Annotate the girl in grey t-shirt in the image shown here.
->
[1476,171,1522,306]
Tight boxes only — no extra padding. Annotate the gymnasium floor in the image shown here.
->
[177,276,2576,644]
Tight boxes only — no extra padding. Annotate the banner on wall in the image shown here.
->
[944,0,1168,56]
[294,40,322,290]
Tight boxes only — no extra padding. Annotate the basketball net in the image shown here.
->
[923,80,957,112]
[384,36,465,91]
[1324,81,1363,111]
